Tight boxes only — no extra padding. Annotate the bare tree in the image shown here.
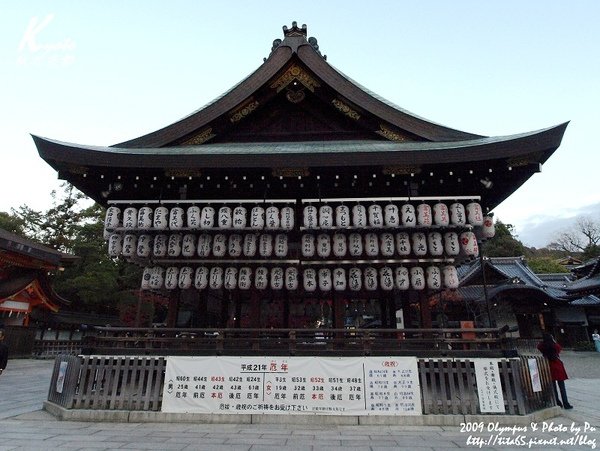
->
[549,216,600,256]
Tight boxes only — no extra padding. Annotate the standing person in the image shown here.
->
[537,333,572,409]
[592,329,600,353]
[0,330,8,376]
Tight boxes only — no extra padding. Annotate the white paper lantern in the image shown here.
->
[433,203,449,226]
[141,267,152,290]
[165,267,179,290]
[335,205,350,227]
[232,206,247,229]
[137,207,153,229]
[238,267,252,290]
[250,206,265,229]
[137,234,152,257]
[318,268,332,291]
[395,267,410,290]
[255,267,268,290]
[169,207,184,230]
[123,207,137,229]
[384,204,399,227]
[460,231,479,257]
[417,204,433,227]
[352,204,367,227]
[149,267,164,290]
[285,267,298,290]
[395,232,411,256]
[317,234,331,258]
[365,233,379,256]
[449,203,466,226]
[442,265,459,289]
[364,267,378,291]
[228,234,242,257]
[303,268,317,292]
[349,233,363,256]
[411,232,428,256]
[303,205,317,229]
[368,204,384,228]
[466,202,484,226]
[108,234,122,257]
[401,204,417,227]
[274,234,288,257]
[270,267,284,290]
[182,234,196,257]
[319,205,333,228]
[426,266,442,290]
[380,267,394,291]
[209,267,224,290]
[197,234,212,257]
[153,234,167,257]
[380,233,395,257]
[186,206,201,229]
[410,266,425,290]
[153,206,169,230]
[122,234,137,257]
[194,267,209,289]
[167,234,182,257]
[301,234,315,257]
[427,232,444,256]
[200,206,215,229]
[349,267,362,291]
[243,233,258,257]
[212,234,227,257]
[178,266,194,289]
[104,206,121,232]
[259,234,273,257]
[218,206,232,229]
[333,267,346,291]
[224,267,238,290]
[443,232,460,256]
[265,206,280,229]
[280,206,294,230]
[481,216,495,239]
[333,233,347,257]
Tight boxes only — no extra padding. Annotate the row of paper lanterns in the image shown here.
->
[141,265,460,291]
[104,201,489,235]
[108,230,481,259]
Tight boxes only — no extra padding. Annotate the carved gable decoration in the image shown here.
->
[182,128,216,146]
[270,64,321,93]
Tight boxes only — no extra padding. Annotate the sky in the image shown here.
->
[1,1,599,248]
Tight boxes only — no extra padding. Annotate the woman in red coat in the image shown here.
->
[538,333,572,409]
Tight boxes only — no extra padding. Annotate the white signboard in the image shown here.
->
[162,356,421,415]
[473,359,506,413]
[527,358,542,393]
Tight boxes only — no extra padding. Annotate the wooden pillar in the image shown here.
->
[220,291,229,328]
[250,290,261,328]
[333,295,345,329]
[166,290,180,328]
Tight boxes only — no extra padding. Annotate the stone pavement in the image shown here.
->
[0,353,598,450]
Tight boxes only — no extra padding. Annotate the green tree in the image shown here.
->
[0,211,27,235]
[482,220,528,257]
[527,257,569,274]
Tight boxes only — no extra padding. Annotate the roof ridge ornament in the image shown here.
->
[283,21,307,38]
[269,22,326,59]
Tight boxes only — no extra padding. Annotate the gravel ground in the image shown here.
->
[557,350,600,379]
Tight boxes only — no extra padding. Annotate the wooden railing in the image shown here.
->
[47,353,555,415]
[83,326,513,357]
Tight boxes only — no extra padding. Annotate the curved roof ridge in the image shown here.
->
[327,62,485,139]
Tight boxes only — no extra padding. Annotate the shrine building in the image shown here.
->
[34,23,567,332]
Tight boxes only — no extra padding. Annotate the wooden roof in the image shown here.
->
[33,22,568,210]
